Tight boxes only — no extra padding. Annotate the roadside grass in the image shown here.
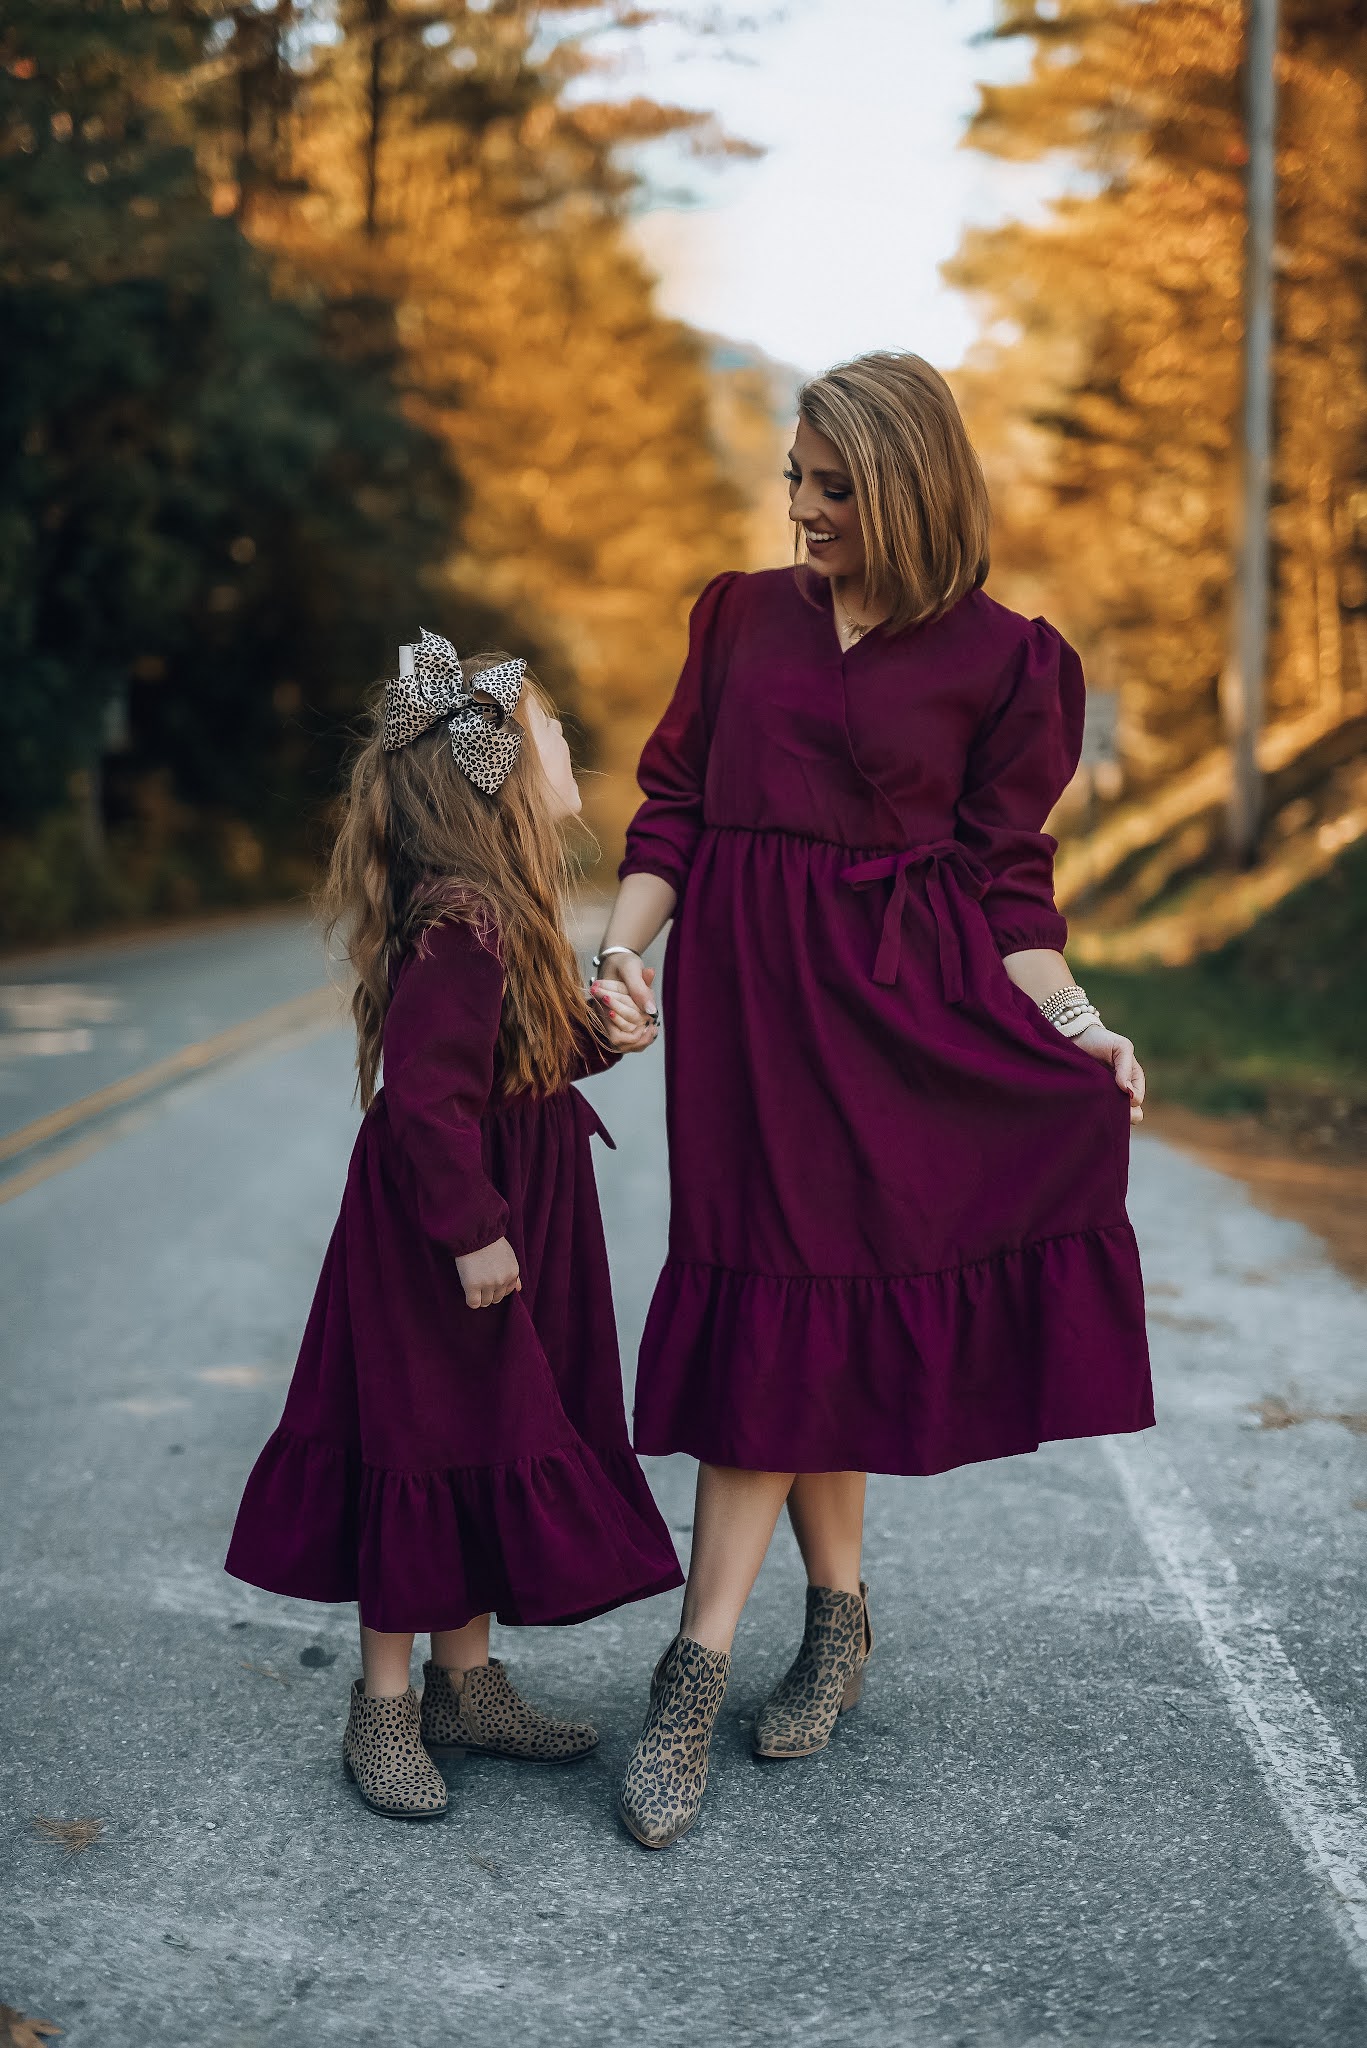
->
[1078,839,1367,1153]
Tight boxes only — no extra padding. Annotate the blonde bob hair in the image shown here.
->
[797,350,991,634]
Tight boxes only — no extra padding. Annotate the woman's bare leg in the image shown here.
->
[679,1463,795,1654]
[359,1626,416,1699]
[430,1614,492,1672]
[785,1471,867,1593]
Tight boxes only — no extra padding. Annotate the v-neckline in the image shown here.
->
[803,569,887,659]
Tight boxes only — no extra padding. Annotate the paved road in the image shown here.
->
[0,909,324,1142]
[3,917,1366,2047]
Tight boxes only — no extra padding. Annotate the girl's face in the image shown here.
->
[786,414,867,587]
[525,692,581,820]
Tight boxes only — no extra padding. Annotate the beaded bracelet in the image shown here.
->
[1041,983,1091,1023]
[1038,983,1104,1039]
[1054,1007,1103,1039]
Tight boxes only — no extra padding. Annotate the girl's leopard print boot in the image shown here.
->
[420,1658,598,1763]
[619,1634,730,1851]
[752,1582,873,1760]
[342,1680,449,1820]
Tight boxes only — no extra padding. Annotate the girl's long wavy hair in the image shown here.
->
[321,655,599,1110]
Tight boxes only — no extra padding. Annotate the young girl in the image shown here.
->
[226,631,681,1820]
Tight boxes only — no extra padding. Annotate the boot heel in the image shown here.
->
[840,1664,865,1713]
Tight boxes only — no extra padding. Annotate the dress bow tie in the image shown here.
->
[381,628,525,795]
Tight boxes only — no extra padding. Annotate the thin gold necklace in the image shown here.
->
[835,587,875,645]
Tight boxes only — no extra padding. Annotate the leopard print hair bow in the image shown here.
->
[381,629,525,796]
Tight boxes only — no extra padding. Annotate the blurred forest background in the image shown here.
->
[1,0,1364,1142]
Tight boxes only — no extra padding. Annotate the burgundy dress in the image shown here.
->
[622,567,1153,1475]
[226,917,682,1633]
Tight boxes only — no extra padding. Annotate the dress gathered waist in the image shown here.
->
[695,824,992,1004]
[839,842,992,1002]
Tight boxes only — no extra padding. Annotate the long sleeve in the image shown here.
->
[379,918,510,1257]
[569,1014,621,1083]
[619,571,744,895]
[954,617,1085,956]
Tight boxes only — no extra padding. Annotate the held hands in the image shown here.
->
[455,1236,521,1309]
[590,970,660,1054]
[1073,1024,1146,1124]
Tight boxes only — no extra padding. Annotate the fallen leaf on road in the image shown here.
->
[31,1817,104,1856]
[239,1661,289,1685]
[1252,1395,1367,1435]
[0,2003,63,2046]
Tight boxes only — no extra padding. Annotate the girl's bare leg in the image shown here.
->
[359,1626,416,1699]
[430,1614,492,1672]
[679,1463,795,1654]
[786,1471,867,1593]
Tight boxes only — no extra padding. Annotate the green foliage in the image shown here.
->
[1083,837,1367,1121]
[0,0,485,900]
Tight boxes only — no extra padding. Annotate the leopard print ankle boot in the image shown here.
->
[619,1634,730,1851]
[342,1680,448,1820]
[752,1582,873,1760]
[420,1659,597,1763]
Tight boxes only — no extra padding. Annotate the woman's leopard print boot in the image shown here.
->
[619,1634,730,1851]
[752,1582,873,1760]
[342,1680,449,1820]
[420,1658,598,1762]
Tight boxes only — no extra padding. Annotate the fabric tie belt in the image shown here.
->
[840,841,991,1001]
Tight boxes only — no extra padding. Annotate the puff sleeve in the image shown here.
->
[954,618,1085,956]
[619,571,744,895]
[379,919,510,1257]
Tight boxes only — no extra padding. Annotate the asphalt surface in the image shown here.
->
[2,914,1366,2047]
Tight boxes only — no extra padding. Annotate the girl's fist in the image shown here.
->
[455,1236,521,1308]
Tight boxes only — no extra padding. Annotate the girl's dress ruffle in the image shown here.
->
[631,1224,1153,1476]
[225,1426,682,1634]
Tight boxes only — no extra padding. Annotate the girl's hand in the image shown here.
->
[604,949,660,1029]
[1073,1024,1146,1124]
[455,1236,521,1309]
[590,973,660,1054]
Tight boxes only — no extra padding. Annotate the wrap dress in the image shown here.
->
[226,916,683,1632]
[622,566,1153,1476]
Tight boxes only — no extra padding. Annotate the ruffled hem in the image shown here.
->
[632,1225,1154,1476]
[225,1428,683,1633]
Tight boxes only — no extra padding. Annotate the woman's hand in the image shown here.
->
[1073,1024,1146,1124]
[590,973,660,1054]
[455,1236,521,1309]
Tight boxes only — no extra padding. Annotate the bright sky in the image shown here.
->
[594,0,1069,375]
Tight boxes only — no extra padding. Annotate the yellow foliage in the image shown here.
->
[201,2,767,858]
[951,0,1366,794]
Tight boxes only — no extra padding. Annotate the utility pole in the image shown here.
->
[1226,0,1279,864]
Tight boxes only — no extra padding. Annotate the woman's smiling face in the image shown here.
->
[785,415,867,586]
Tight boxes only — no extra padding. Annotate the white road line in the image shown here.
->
[1104,1432,1367,1980]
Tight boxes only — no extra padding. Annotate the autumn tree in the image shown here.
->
[206,2,759,848]
[949,0,1367,807]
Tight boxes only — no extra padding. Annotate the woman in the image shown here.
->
[597,351,1153,1851]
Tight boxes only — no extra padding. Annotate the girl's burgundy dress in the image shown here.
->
[226,918,682,1632]
[622,567,1153,1475]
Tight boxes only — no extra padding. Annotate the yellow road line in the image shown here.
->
[0,985,345,1196]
